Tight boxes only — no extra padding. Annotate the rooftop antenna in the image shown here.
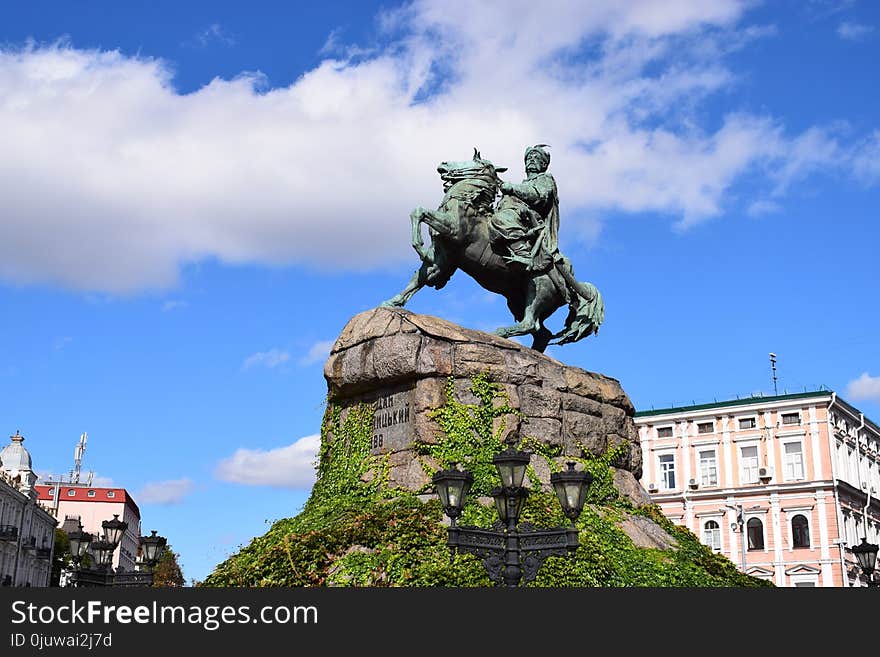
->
[71,432,87,484]
[769,353,778,395]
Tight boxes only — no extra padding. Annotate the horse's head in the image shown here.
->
[437,148,507,193]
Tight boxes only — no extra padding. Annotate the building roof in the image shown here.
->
[633,389,832,417]
[34,485,141,518]
[633,389,880,435]
[0,430,33,472]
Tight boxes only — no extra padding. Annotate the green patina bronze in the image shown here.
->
[381,146,604,352]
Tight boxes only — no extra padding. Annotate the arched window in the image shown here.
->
[703,520,722,551]
[747,517,764,550]
[792,514,810,548]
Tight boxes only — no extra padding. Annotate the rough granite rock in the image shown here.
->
[324,306,649,505]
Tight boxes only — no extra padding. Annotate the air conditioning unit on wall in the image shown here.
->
[688,478,699,489]
[647,483,658,493]
[758,466,773,481]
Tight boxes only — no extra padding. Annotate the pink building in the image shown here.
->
[35,484,142,572]
[635,390,880,587]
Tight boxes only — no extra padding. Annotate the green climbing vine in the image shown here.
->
[201,371,772,588]
[416,372,524,497]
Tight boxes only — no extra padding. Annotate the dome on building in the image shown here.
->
[0,430,33,472]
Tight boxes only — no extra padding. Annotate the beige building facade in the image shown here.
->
[636,390,880,587]
[0,432,57,587]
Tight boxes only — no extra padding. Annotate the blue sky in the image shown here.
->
[1,0,878,583]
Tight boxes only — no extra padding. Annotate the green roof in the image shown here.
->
[634,389,833,417]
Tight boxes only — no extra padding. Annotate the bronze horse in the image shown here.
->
[381,149,603,352]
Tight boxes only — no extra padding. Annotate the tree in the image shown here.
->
[151,544,185,587]
[50,528,70,587]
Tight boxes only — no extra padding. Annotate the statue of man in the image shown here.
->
[489,144,559,273]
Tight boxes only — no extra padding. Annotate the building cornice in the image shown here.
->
[635,390,833,419]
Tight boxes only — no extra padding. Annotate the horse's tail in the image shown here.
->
[552,280,604,346]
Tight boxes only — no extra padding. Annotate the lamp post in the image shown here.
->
[128,530,169,587]
[68,525,91,568]
[433,448,592,587]
[851,537,879,588]
[67,523,111,587]
[67,515,127,587]
[112,529,168,588]
[66,515,167,587]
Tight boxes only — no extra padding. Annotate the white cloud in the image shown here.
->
[852,131,880,184]
[189,23,236,48]
[242,348,290,370]
[837,21,874,41]
[846,373,880,403]
[0,2,871,293]
[214,434,320,489]
[300,340,335,365]
[135,478,195,505]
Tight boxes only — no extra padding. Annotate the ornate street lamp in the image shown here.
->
[432,465,474,523]
[434,449,592,587]
[852,537,879,588]
[67,525,92,568]
[90,540,117,571]
[102,514,127,546]
[551,462,593,526]
[493,448,530,489]
[140,530,168,569]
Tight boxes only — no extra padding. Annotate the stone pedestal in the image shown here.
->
[323,307,650,505]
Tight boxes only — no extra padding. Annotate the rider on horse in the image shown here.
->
[489,145,577,309]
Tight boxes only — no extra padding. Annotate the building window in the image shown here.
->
[106,491,115,498]
[699,449,718,486]
[697,422,714,434]
[783,442,805,481]
[781,412,800,426]
[792,514,810,548]
[87,490,95,497]
[702,520,722,551]
[739,417,757,430]
[657,426,673,438]
[659,454,676,490]
[67,490,75,497]
[740,445,759,484]
[747,518,765,550]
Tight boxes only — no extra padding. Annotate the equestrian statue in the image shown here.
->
[381,145,604,353]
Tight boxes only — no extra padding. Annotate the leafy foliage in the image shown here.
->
[152,543,186,587]
[50,528,71,587]
[202,373,772,588]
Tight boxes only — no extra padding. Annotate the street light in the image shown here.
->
[66,515,131,587]
[67,525,92,569]
[433,449,592,587]
[140,530,168,570]
[101,514,127,546]
[851,537,879,588]
[90,540,117,571]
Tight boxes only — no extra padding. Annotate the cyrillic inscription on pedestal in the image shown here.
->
[369,385,415,454]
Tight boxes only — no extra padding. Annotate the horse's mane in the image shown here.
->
[440,164,499,215]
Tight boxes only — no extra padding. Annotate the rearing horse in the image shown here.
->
[381,149,604,353]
